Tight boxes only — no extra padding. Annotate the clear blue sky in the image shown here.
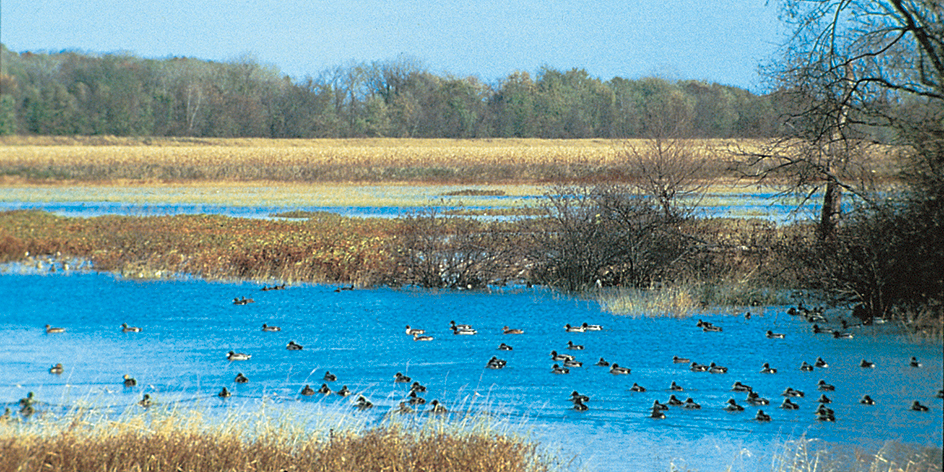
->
[1,0,786,92]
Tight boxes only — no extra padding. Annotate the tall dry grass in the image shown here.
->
[770,436,942,472]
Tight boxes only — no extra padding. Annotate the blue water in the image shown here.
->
[1,271,941,471]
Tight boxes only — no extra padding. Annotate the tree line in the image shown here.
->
[0,45,785,139]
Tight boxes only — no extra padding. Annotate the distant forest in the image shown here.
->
[0,45,788,139]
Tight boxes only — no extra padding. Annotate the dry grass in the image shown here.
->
[770,436,942,472]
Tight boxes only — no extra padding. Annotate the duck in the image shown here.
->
[670,381,684,391]
[690,362,709,372]
[814,357,829,368]
[336,385,352,397]
[138,394,151,408]
[572,399,589,411]
[755,410,772,422]
[45,324,65,334]
[860,359,876,368]
[724,398,745,412]
[227,351,251,361]
[782,387,805,397]
[780,398,800,410]
[650,407,666,419]
[595,357,610,366]
[816,410,836,422]
[696,319,709,328]
[746,391,770,406]
[395,401,415,414]
[450,320,473,331]
[323,371,337,382]
[570,391,590,402]
[300,385,315,396]
[817,379,835,391]
[817,394,832,404]
[123,374,137,387]
[218,387,232,398]
[672,356,691,364]
[497,342,513,351]
[832,331,853,339]
[551,364,570,374]
[815,404,834,416]
[502,326,524,334]
[234,373,249,383]
[765,330,785,339]
[683,398,701,409]
[732,381,752,392]
[452,326,477,335]
[800,361,814,372]
[355,395,374,410]
[581,323,602,331]
[49,363,64,374]
[667,395,683,406]
[405,325,425,335]
[859,394,875,405]
[261,323,281,332]
[286,341,303,351]
[760,362,777,374]
[652,399,669,411]
[630,383,646,392]
[564,324,586,333]
[486,356,507,369]
[563,358,583,368]
[317,384,332,394]
[566,340,584,350]
[609,363,631,375]
[936,389,944,399]
[550,350,575,362]
[708,362,728,374]
[909,356,921,368]
[410,381,427,393]
[413,333,434,341]
[911,400,929,412]
[394,372,412,383]
[703,325,723,333]
[812,324,827,334]
[121,323,142,333]
[407,391,426,405]
[429,399,448,414]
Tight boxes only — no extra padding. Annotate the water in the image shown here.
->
[1,270,941,471]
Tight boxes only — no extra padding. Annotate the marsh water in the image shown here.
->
[1,268,941,471]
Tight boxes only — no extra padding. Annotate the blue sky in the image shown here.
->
[1,1,786,91]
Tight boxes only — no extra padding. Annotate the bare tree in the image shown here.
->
[619,137,713,219]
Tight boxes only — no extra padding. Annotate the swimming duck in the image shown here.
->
[450,321,473,330]
[708,362,728,374]
[551,350,575,361]
[234,373,249,383]
[683,398,701,409]
[696,319,709,328]
[703,325,723,333]
[595,358,610,366]
[566,340,584,350]
[859,394,875,405]
[261,323,281,332]
[755,410,772,422]
[690,362,709,372]
[227,351,251,361]
[630,383,646,392]
[780,398,800,410]
[355,395,374,410]
[572,399,589,411]
[405,325,425,335]
[817,394,832,404]
[766,330,785,339]
[45,324,65,334]
[744,311,751,320]
[564,324,586,333]
[413,333,434,341]
[322,371,337,382]
[410,381,427,393]
[336,385,352,397]
[652,399,669,411]
[551,364,570,374]
[121,323,142,333]
[571,391,590,402]
[233,297,254,305]
[498,342,513,351]
[563,358,583,368]
[732,381,752,392]
[394,372,412,383]
[746,391,770,406]
[300,385,315,396]
[395,401,415,414]
[800,361,814,372]
[781,387,805,397]
[832,331,853,339]
[724,398,745,412]
[816,410,836,422]
[487,356,507,369]
[123,374,137,387]
[670,381,684,391]
[667,395,683,406]
[860,359,876,368]
[672,356,691,364]
[218,387,232,398]
[817,379,835,391]
[936,389,944,399]
[650,407,666,419]
[911,400,929,412]
[814,357,829,368]
[909,356,921,368]
[286,341,303,351]
[610,363,631,375]
[812,324,827,334]
[760,363,777,374]
[49,363,64,374]
[317,384,332,394]
[138,394,151,408]
[429,399,448,414]
[452,326,477,335]
[406,393,426,406]
[581,323,602,331]
[502,326,524,334]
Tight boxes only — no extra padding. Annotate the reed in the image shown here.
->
[770,436,942,472]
